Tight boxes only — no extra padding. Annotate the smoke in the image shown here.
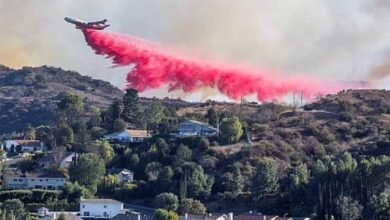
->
[82,29,345,101]
[1,0,390,94]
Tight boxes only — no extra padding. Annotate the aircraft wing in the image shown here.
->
[87,19,108,25]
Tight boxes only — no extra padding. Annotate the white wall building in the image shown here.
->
[3,172,66,190]
[103,130,152,143]
[4,140,46,153]
[60,152,78,169]
[118,169,134,183]
[177,120,218,137]
[80,198,124,219]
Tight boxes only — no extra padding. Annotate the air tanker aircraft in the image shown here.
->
[64,17,109,30]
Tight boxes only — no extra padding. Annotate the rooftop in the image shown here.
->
[80,198,123,205]
[105,130,152,139]
[4,171,66,179]
[181,120,217,130]
[5,140,43,147]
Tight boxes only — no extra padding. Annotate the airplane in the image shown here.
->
[64,17,110,30]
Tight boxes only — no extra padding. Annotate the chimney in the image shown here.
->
[228,213,234,220]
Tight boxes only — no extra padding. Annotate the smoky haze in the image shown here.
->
[1,0,390,97]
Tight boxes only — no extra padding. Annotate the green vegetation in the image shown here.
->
[3,65,390,219]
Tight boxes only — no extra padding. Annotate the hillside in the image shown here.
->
[0,65,124,134]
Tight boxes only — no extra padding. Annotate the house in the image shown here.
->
[38,207,50,217]
[182,213,233,220]
[60,152,79,169]
[80,198,125,219]
[103,130,152,143]
[237,212,296,220]
[3,171,67,190]
[118,169,134,183]
[176,120,218,137]
[4,140,46,153]
[37,207,81,220]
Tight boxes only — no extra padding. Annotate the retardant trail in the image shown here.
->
[82,29,343,101]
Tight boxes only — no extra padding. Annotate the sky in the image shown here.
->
[1,0,390,100]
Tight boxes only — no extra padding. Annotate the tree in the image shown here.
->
[36,126,54,148]
[15,145,22,154]
[252,160,279,202]
[222,163,244,199]
[6,210,15,220]
[69,153,106,193]
[86,140,114,164]
[122,89,141,125]
[57,213,66,220]
[207,108,218,128]
[128,153,140,169]
[145,162,163,181]
[0,209,6,220]
[157,166,174,191]
[62,182,93,201]
[335,196,362,220]
[25,124,36,140]
[113,118,127,132]
[155,193,179,211]
[89,106,102,127]
[187,165,214,199]
[179,198,206,214]
[174,145,192,166]
[2,199,27,220]
[57,94,84,125]
[110,98,124,120]
[145,101,166,132]
[56,124,74,147]
[154,209,179,220]
[219,117,243,144]
[73,123,91,153]
[288,164,311,216]
[369,193,390,218]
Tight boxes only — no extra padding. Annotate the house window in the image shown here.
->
[82,205,85,208]
[13,179,17,181]
[103,212,108,217]
[83,212,89,216]
[104,205,107,208]
[31,179,35,182]
[40,179,43,182]
[46,179,49,181]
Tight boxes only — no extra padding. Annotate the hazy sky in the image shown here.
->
[1,0,390,99]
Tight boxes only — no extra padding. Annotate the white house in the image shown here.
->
[37,207,81,220]
[60,152,78,169]
[80,198,125,219]
[103,130,152,143]
[3,171,67,190]
[118,169,134,183]
[176,120,218,137]
[4,140,46,153]
[183,213,233,220]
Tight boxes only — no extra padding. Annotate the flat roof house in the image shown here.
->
[4,140,46,153]
[80,198,125,219]
[103,130,152,143]
[176,120,218,137]
[3,171,66,190]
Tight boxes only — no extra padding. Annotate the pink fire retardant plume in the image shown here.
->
[82,29,343,101]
